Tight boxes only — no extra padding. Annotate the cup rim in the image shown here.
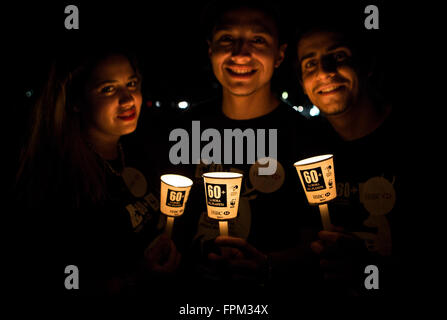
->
[202,172,243,179]
[161,174,193,188]
[294,154,333,167]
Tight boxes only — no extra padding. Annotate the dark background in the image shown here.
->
[8,0,407,119]
[6,0,415,201]
[4,0,430,305]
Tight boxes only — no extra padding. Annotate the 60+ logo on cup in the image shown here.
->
[294,154,337,205]
[203,172,243,220]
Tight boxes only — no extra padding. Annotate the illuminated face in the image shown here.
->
[83,54,142,140]
[208,7,286,97]
[297,31,360,116]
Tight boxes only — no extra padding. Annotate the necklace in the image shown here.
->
[89,142,125,176]
[88,141,148,197]
[105,142,125,176]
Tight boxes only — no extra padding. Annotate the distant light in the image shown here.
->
[178,101,189,109]
[25,89,33,98]
[155,101,161,107]
[281,91,288,100]
[309,105,320,117]
[293,105,304,113]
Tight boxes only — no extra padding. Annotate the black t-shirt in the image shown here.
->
[14,135,163,296]
[303,109,406,294]
[150,100,321,296]
[148,100,324,300]
[170,101,315,254]
[59,136,162,295]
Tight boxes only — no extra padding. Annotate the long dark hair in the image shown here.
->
[15,48,141,208]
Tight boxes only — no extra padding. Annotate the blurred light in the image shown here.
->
[178,101,189,109]
[309,105,320,117]
[25,89,33,98]
[297,105,304,112]
[292,106,298,111]
[146,100,153,107]
[155,101,161,108]
[281,91,288,100]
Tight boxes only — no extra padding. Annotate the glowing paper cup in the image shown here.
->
[160,174,193,237]
[160,174,193,216]
[202,172,243,236]
[294,154,336,205]
[294,155,336,230]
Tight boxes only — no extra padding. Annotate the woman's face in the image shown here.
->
[83,54,142,142]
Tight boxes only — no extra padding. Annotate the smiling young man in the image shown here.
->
[169,0,318,299]
[206,4,287,120]
[296,22,405,295]
[298,29,391,141]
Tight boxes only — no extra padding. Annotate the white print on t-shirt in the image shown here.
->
[122,167,148,197]
[125,192,160,232]
[338,175,396,256]
[361,176,396,216]
[249,157,285,193]
[121,167,160,232]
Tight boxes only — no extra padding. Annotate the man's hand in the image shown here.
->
[208,236,268,278]
[311,227,367,282]
[144,234,181,274]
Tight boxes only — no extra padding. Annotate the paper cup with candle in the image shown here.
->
[202,172,243,236]
[160,174,193,238]
[294,154,336,230]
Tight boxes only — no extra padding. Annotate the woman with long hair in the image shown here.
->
[15,48,181,295]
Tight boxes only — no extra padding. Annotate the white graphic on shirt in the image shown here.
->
[122,167,148,197]
[349,176,395,256]
[126,202,145,229]
[249,157,285,193]
[125,191,160,232]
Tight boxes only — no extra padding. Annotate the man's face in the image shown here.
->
[297,31,360,116]
[208,7,286,97]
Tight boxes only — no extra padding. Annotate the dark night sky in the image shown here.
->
[7,0,409,117]
[13,2,212,103]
